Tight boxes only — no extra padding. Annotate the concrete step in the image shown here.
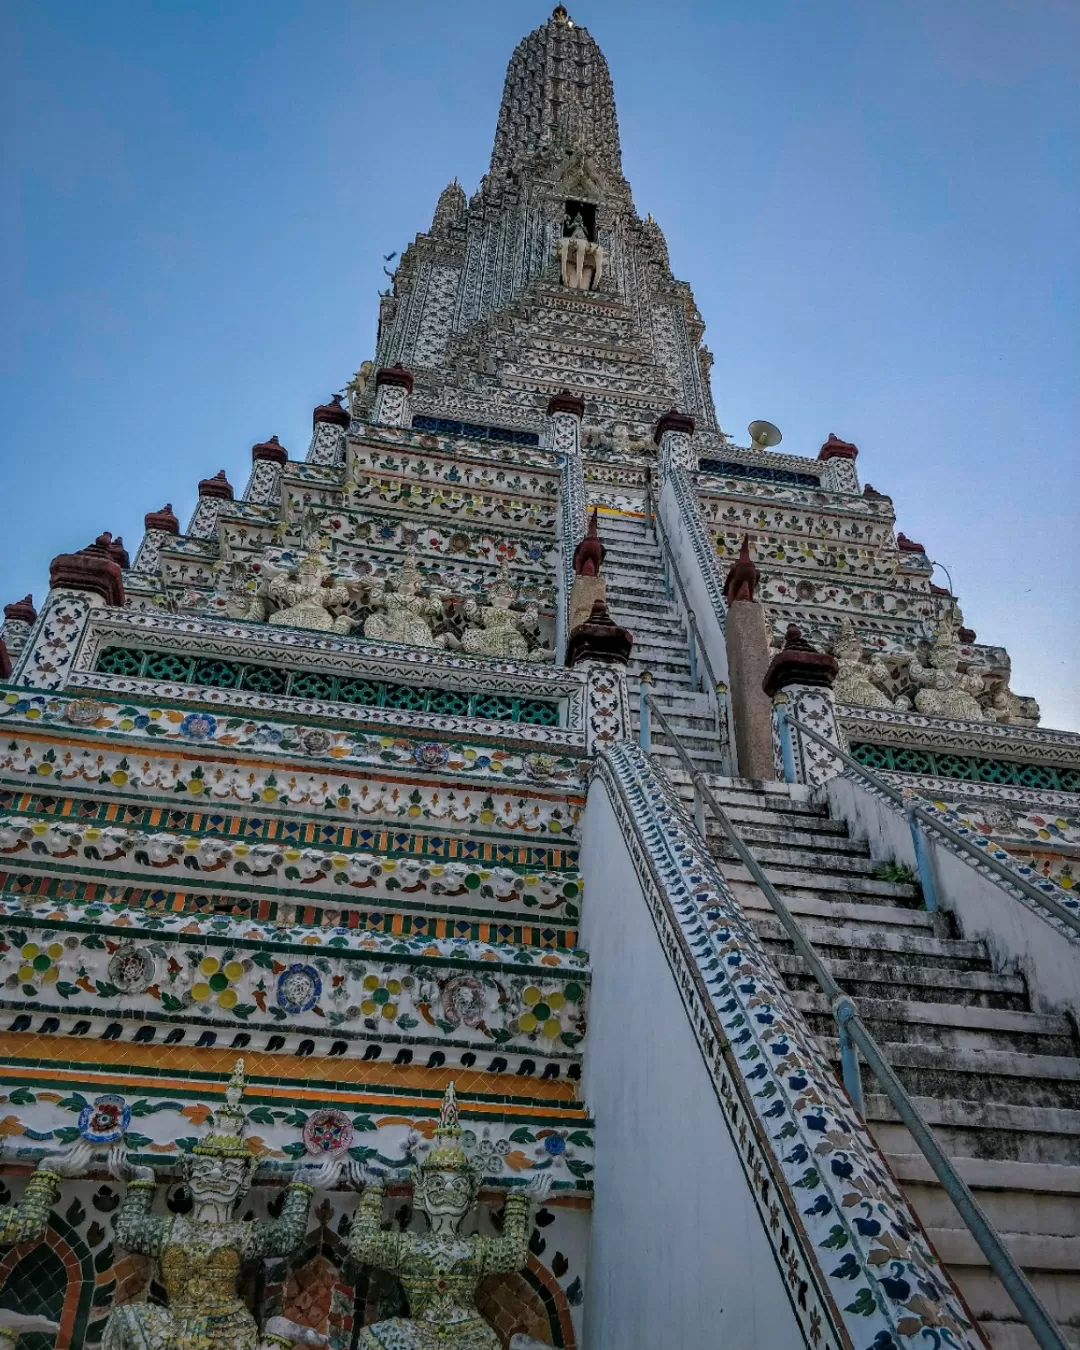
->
[796,992,1076,1056]
[754,917,992,966]
[838,1040,1080,1111]
[772,953,1029,1009]
[736,887,934,936]
[718,822,870,853]
[711,841,896,878]
[723,863,920,902]
[869,1097,1080,1167]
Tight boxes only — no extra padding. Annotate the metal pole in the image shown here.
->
[687,612,698,689]
[775,696,797,783]
[715,681,730,777]
[694,780,706,839]
[833,996,865,1115]
[639,672,653,753]
[662,552,671,599]
[905,799,940,913]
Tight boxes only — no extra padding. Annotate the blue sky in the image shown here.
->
[3,0,1077,728]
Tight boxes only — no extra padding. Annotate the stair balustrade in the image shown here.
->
[640,688,1071,1350]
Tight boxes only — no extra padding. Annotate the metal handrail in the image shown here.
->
[784,713,1080,939]
[641,690,1068,1350]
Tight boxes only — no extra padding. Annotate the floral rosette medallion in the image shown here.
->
[79,1094,131,1143]
[302,1109,355,1157]
[276,963,321,1015]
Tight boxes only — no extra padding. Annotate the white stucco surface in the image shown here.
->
[823,773,1080,1022]
[580,779,803,1349]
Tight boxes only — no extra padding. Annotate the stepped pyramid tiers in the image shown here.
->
[1,8,1078,1350]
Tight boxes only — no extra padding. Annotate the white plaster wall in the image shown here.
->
[824,774,1080,1022]
[658,475,729,693]
[580,781,803,1350]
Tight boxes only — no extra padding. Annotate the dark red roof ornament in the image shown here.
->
[896,532,925,553]
[144,504,179,535]
[565,599,633,668]
[653,407,695,444]
[107,536,131,569]
[862,483,888,500]
[198,470,234,501]
[313,394,350,429]
[375,365,414,394]
[48,533,125,607]
[547,389,585,419]
[762,625,838,697]
[572,508,605,576]
[957,626,977,644]
[818,433,859,461]
[252,435,288,465]
[723,536,758,603]
[0,640,10,681]
[4,595,37,625]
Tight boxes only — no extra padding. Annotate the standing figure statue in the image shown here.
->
[831,619,909,711]
[347,1082,553,1349]
[461,565,548,663]
[908,619,988,721]
[266,544,358,635]
[102,1061,341,1350]
[557,213,604,292]
[364,550,450,649]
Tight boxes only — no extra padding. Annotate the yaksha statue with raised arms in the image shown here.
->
[908,619,988,721]
[461,564,547,663]
[266,542,358,634]
[831,618,910,711]
[0,1140,94,1245]
[364,549,450,649]
[347,1081,553,1349]
[102,1061,340,1350]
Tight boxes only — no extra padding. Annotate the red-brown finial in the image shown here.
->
[818,432,858,461]
[198,470,234,500]
[313,395,350,429]
[572,507,605,576]
[723,535,758,603]
[144,504,180,535]
[3,595,37,625]
[252,435,288,465]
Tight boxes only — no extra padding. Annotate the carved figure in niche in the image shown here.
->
[557,214,604,291]
[102,1061,339,1350]
[831,619,910,711]
[461,564,548,663]
[0,1140,94,1246]
[346,1082,552,1349]
[907,620,988,721]
[364,549,450,649]
[348,361,374,414]
[266,543,359,635]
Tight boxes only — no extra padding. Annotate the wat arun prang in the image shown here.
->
[0,6,1077,1350]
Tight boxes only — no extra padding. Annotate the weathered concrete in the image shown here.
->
[724,598,775,779]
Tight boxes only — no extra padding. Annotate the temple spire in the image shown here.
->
[488,7,623,182]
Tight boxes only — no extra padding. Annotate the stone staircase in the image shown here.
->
[593,508,726,775]
[667,772,1080,1350]
[592,500,1080,1346]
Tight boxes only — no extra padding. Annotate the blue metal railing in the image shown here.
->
[641,689,1069,1350]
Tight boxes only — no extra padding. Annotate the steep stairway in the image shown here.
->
[672,773,1080,1350]
[593,508,726,774]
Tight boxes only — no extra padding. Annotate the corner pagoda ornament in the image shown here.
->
[364,549,450,648]
[832,618,910,711]
[102,1061,340,1350]
[346,1081,553,1349]
[461,564,548,663]
[908,619,989,722]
